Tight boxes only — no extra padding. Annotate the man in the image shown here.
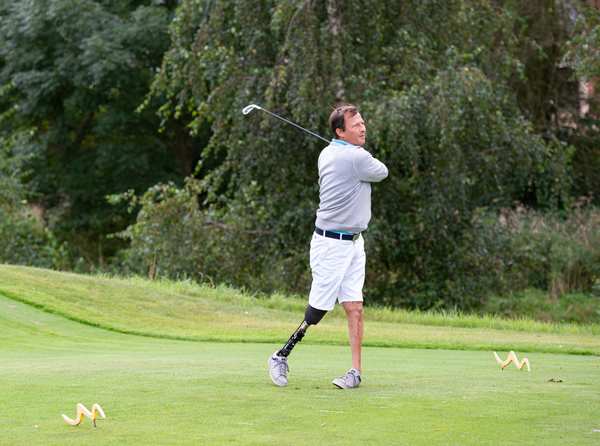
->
[268,104,388,389]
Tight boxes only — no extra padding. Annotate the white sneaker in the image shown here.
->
[332,368,361,389]
[268,352,289,387]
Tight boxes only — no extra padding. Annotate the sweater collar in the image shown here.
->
[332,138,353,146]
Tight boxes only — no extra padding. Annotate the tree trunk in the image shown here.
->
[327,0,345,102]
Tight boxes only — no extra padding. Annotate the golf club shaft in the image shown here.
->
[249,105,330,144]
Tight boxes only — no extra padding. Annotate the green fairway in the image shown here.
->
[1,266,600,445]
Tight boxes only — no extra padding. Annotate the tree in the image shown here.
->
[563,1,600,202]
[0,0,182,264]
[123,0,572,307]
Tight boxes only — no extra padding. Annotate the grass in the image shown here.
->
[1,265,600,355]
[1,265,600,445]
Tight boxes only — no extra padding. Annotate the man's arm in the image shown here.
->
[353,149,388,182]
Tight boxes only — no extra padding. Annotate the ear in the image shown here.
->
[335,127,344,138]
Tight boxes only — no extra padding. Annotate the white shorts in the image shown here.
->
[308,232,366,311]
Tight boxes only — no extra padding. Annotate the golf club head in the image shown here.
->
[242,104,261,115]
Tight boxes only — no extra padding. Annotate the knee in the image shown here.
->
[345,303,363,321]
[305,305,327,325]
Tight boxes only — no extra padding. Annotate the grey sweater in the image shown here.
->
[315,139,388,233]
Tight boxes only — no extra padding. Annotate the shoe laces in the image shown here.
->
[346,369,360,384]
[275,356,289,375]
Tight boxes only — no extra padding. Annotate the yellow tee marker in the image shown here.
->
[493,351,531,371]
[62,403,106,427]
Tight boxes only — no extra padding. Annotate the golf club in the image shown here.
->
[242,103,330,144]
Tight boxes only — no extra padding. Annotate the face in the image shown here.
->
[336,112,366,146]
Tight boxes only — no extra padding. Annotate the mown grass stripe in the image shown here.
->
[4,264,599,335]
[0,289,597,356]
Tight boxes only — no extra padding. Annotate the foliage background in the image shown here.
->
[1,0,599,319]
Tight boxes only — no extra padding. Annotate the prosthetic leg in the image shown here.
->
[276,305,327,357]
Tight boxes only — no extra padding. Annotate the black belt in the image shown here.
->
[315,227,360,241]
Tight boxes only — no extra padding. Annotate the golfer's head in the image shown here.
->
[329,104,366,146]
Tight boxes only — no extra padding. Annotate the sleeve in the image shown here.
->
[352,148,388,182]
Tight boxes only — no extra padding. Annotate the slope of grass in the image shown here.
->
[1,294,600,445]
[0,265,599,355]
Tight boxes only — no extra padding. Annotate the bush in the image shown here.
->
[0,208,68,268]
[1,128,69,269]
[495,203,600,297]
[444,203,600,322]
[114,180,309,293]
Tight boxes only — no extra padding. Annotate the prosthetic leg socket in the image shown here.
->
[304,305,327,325]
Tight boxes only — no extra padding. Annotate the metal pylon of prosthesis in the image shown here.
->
[278,321,309,357]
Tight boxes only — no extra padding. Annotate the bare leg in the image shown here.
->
[342,301,363,372]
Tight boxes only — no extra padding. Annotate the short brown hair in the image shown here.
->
[329,104,358,138]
